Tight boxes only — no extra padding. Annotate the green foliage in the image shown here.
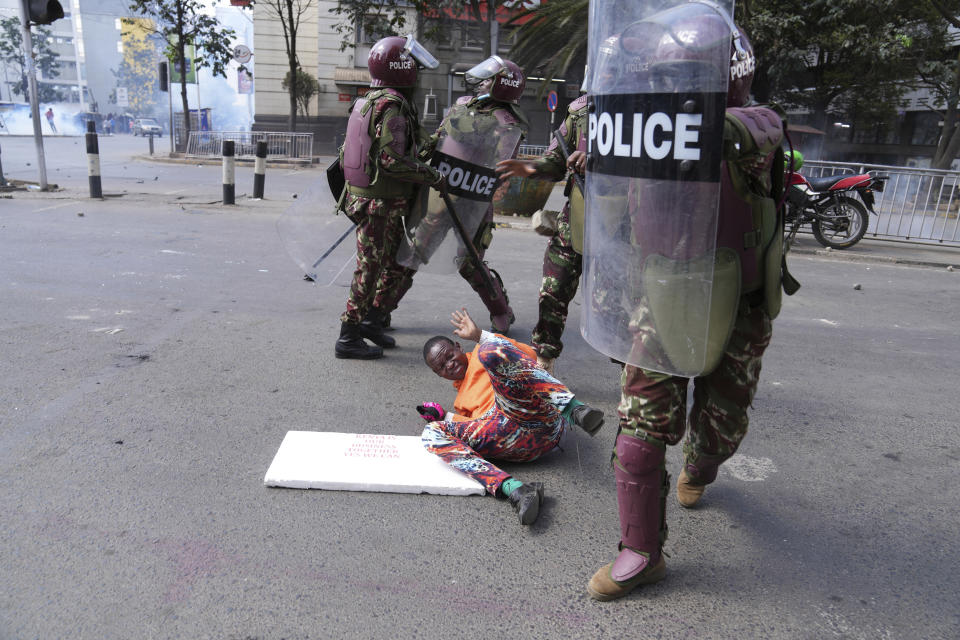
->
[506,0,587,98]
[282,67,319,116]
[112,18,162,116]
[0,16,63,102]
[128,0,237,144]
[736,0,948,128]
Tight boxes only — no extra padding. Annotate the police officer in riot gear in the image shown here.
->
[335,35,446,359]
[582,2,798,601]
[387,56,528,335]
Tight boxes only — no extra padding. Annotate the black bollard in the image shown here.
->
[253,141,267,199]
[85,120,102,198]
[0,141,7,186]
[222,140,235,205]
[148,132,154,156]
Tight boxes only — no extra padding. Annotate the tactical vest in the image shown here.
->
[341,88,419,198]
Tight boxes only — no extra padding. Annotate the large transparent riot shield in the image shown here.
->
[581,0,735,376]
[277,179,357,287]
[397,107,523,273]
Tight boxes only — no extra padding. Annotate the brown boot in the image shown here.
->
[587,550,666,601]
[676,468,706,508]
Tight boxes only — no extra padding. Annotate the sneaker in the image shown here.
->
[587,550,666,601]
[507,481,544,525]
[676,468,707,508]
[570,404,604,436]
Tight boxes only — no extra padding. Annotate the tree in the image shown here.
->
[737,0,946,133]
[0,16,63,103]
[128,0,237,150]
[113,18,163,117]
[282,67,319,117]
[506,0,587,98]
[259,0,314,131]
[916,0,960,169]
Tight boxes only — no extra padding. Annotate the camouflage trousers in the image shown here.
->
[532,204,582,360]
[617,298,773,469]
[340,194,416,325]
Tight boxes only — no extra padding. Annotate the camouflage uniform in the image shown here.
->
[527,97,589,359]
[340,90,441,326]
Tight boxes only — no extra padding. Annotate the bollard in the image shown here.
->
[148,132,154,156]
[253,141,267,199]
[222,140,235,205]
[85,120,102,198]
[0,141,6,186]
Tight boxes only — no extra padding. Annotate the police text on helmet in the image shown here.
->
[389,59,413,70]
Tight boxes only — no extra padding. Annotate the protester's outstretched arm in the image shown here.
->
[450,307,482,343]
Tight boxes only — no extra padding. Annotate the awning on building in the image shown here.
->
[334,67,371,86]
[788,123,826,136]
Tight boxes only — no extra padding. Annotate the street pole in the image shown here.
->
[17,0,48,190]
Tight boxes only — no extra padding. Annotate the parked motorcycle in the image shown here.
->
[784,169,887,249]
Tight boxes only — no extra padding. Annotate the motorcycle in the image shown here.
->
[784,170,887,249]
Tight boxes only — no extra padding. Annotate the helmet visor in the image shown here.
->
[404,35,439,69]
[464,56,505,84]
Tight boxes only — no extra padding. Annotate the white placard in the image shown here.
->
[264,431,485,496]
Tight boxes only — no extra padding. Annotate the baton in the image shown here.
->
[439,190,500,298]
[553,130,585,195]
[310,222,357,269]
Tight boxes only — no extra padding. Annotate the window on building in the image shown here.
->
[497,26,516,53]
[911,112,943,146]
[422,17,452,49]
[460,22,485,50]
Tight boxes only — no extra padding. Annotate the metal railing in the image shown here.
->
[803,160,960,246]
[185,131,314,162]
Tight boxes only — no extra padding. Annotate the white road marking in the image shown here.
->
[723,455,777,482]
[32,202,74,212]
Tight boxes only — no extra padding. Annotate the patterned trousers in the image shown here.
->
[340,195,416,325]
[422,336,573,494]
[618,299,773,468]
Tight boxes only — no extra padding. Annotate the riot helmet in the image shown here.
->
[464,56,526,103]
[607,1,755,107]
[368,34,439,88]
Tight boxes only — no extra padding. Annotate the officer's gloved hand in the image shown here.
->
[417,402,444,421]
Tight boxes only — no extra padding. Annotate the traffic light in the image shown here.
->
[158,61,168,92]
[28,0,64,25]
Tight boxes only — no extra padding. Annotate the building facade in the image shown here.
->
[252,0,575,154]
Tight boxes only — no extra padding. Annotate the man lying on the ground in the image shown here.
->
[419,307,605,526]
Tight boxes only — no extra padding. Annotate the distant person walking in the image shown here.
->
[45,107,56,133]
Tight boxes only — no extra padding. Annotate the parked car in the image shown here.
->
[132,118,162,136]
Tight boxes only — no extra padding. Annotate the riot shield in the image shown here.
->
[276,178,357,287]
[581,0,735,376]
[397,106,523,273]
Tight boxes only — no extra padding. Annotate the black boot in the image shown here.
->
[507,482,544,525]
[335,322,384,359]
[359,310,396,348]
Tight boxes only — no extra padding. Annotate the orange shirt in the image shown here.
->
[451,337,537,421]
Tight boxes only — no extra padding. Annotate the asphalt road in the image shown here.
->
[1,135,959,639]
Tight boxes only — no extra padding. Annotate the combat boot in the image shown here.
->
[335,322,383,360]
[587,435,669,601]
[676,454,725,508]
[359,310,396,348]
